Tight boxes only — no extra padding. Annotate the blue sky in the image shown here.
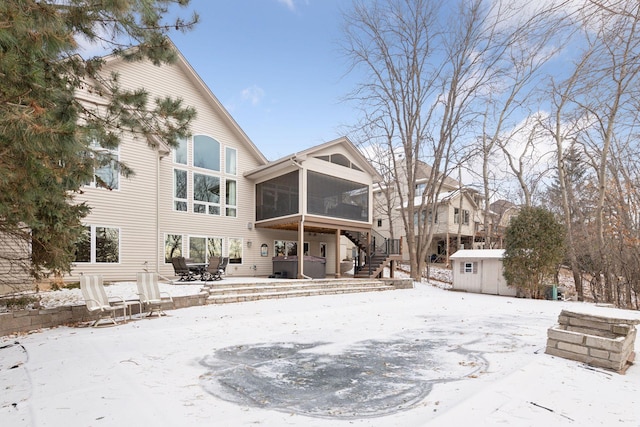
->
[170,0,359,161]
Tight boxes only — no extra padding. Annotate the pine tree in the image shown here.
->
[0,0,198,287]
[503,207,565,299]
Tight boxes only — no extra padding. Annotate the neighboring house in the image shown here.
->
[488,199,520,248]
[373,161,485,265]
[65,41,388,283]
[449,249,516,296]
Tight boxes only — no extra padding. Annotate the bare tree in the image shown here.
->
[574,0,640,303]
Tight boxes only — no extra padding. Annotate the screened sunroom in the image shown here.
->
[246,138,379,278]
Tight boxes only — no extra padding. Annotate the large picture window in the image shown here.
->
[307,171,369,222]
[194,135,220,171]
[193,173,220,215]
[74,225,120,263]
[256,171,299,221]
[186,236,222,263]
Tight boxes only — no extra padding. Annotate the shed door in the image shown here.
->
[481,260,499,295]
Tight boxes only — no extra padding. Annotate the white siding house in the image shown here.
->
[450,249,516,296]
[61,40,383,283]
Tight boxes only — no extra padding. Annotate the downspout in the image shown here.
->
[156,151,174,284]
[291,156,311,279]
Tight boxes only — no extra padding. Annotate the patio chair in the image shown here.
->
[202,256,222,282]
[171,256,195,281]
[80,275,127,327]
[136,272,173,317]
[218,257,229,276]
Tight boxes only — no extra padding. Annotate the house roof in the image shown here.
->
[244,136,381,181]
[97,39,269,165]
[450,249,505,259]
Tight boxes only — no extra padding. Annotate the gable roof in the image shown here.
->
[244,136,382,181]
[97,39,268,165]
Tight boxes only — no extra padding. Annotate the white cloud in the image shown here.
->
[241,85,265,106]
[278,0,296,11]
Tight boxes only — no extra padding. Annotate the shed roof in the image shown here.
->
[450,249,505,259]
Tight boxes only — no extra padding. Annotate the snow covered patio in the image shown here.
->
[2,281,639,426]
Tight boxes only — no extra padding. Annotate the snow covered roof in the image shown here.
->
[450,249,505,259]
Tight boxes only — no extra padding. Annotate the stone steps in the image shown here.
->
[202,279,394,304]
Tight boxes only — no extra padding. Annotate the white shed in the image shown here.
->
[449,249,516,296]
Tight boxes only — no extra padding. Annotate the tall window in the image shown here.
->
[164,234,182,263]
[174,137,188,165]
[193,173,220,215]
[225,147,237,175]
[229,238,243,264]
[226,179,237,217]
[86,140,119,190]
[189,237,206,263]
[74,225,120,263]
[194,135,220,171]
[174,169,187,212]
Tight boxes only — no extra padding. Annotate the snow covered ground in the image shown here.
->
[1,275,639,426]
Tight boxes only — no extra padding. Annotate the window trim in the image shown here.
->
[74,225,120,264]
[192,171,221,215]
[173,168,188,212]
[225,147,237,176]
[85,142,120,190]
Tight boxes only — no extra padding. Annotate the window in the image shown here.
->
[85,141,119,190]
[274,240,308,256]
[193,173,220,215]
[315,153,362,171]
[189,237,207,263]
[174,137,187,165]
[460,261,478,274]
[229,238,243,264]
[454,208,470,225]
[186,236,222,263]
[225,147,237,175]
[164,234,182,263]
[377,218,383,227]
[226,179,237,217]
[74,225,119,263]
[174,169,188,212]
[194,135,220,171]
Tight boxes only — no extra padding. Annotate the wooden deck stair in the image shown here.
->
[201,278,394,304]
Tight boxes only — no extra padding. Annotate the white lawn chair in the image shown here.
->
[80,275,127,327]
[136,272,173,317]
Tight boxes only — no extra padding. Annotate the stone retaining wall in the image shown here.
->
[545,309,638,373]
[0,292,209,337]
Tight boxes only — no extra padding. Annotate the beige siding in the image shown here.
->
[71,56,270,281]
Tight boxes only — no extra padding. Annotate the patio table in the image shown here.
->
[186,263,207,280]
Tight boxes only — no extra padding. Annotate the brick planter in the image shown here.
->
[546,309,638,373]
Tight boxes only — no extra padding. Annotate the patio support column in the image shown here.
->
[335,228,341,278]
[298,218,305,279]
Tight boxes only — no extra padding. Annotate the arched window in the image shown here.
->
[193,135,220,171]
